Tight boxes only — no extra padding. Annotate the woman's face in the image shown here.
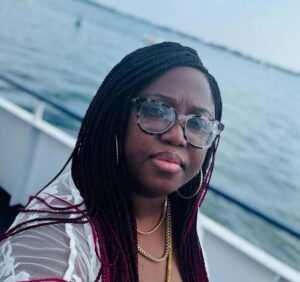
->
[125,66,215,198]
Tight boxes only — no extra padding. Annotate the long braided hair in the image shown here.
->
[71,42,223,281]
[1,42,223,281]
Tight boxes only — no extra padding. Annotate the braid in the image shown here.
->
[0,42,221,281]
[70,42,223,281]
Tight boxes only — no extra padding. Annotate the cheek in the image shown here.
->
[124,111,151,164]
[199,149,208,166]
[188,149,208,177]
[124,113,138,159]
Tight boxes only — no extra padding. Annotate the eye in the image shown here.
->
[189,117,209,130]
[142,102,174,121]
[144,103,165,117]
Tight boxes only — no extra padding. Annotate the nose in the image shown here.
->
[159,118,187,147]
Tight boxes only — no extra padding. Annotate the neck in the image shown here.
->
[132,192,166,219]
[132,193,166,233]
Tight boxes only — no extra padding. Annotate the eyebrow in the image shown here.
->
[144,93,213,118]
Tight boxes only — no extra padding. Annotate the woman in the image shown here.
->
[0,42,224,282]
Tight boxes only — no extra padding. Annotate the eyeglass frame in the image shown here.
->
[131,96,224,149]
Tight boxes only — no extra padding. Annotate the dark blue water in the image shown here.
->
[1,0,299,271]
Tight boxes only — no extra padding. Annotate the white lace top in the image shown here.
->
[0,172,101,282]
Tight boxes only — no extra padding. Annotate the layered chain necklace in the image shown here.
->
[137,198,168,235]
[137,198,172,282]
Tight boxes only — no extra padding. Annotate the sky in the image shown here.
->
[96,0,300,73]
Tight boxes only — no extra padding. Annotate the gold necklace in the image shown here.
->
[137,201,171,263]
[137,198,168,235]
[166,213,172,282]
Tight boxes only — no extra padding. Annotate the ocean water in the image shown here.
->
[0,0,299,271]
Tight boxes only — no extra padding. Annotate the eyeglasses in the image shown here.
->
[132,97,224,149]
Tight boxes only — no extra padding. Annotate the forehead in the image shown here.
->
[138,67,214,118]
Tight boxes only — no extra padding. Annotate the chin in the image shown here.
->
[138,178,182,198]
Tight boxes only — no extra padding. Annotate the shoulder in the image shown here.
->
[0,172,101,282]
[13,172,83,224]
[30,171,83,210]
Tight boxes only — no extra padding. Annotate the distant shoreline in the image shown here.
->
[78,0,300,78]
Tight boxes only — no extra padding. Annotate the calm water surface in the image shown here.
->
[0,0,299,270]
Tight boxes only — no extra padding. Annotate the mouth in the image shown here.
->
[149,152,185,173]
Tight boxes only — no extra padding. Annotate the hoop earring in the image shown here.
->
[177,169,203,199]
[115,135,119,165]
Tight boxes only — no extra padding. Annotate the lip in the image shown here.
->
[150,152,185,173]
